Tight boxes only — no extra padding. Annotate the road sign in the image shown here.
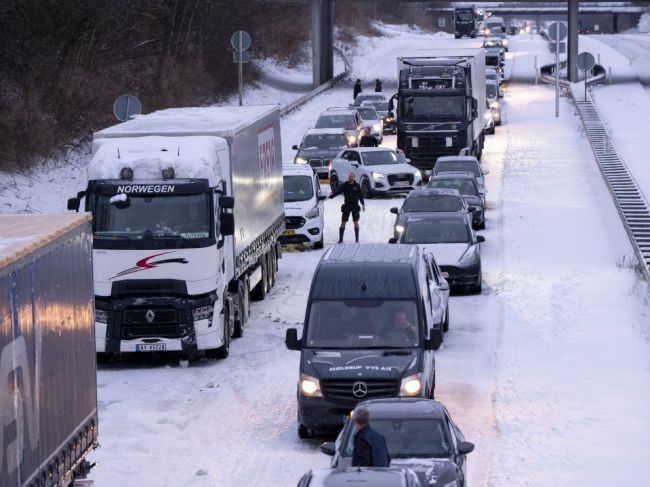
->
[548,42,566,54]
[577,52,596,71]
[231,31,251,51]
[233,51,250,64]
[113,95,142,122]
[548,22,567,42]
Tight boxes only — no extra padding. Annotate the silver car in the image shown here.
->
[434,156,488,190]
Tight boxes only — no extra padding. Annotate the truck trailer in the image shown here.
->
[392,49,487,172]
[1,214,97,487]
[67,105,284,359]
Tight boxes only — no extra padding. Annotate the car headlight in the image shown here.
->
[305,206,320,219]
[95,309,108,324]
[399,373,422,397]
[192,305,214,322]
[458,247,479,266]
[295,156,308,165]
[385,117,394,123]
[395,225,405,234]
[490,101,499,109]
[300,374,322,397]
[372,123,381,132]
[372,172,385,179]
[414,170,421,178]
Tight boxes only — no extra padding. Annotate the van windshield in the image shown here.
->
[306,300,419,348]
[283,175,314,202]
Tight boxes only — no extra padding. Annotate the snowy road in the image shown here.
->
[596,34,650,90]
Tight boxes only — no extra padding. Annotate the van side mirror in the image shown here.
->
[67,197,80,212]
[458,441,475,455]
[220,213,235,236]
[220,196,235,209]
[388,237,398,244]
[320,442,336,456]
[390,207,398,214]
[476,235,485,243]
[286,328,301,351]
[292,145,299,151]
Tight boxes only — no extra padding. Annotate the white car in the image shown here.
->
[281,165,326,249]
[354,105,383,143]
[329,147,422,198]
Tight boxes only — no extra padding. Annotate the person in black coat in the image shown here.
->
[352,408,390,468]
[329,172,365,243]
[375,79,382,92]
[359,128,378,148]
[353,79,362,99]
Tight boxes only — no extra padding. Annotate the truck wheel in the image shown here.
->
[267,250,276,289]
[432,327,443,351]
[443,306,450,332]
[208,308,230,359]
[330,173,339,194]
[250,257,268,301]
[232,280,248,338]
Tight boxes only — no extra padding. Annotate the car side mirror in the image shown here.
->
[390,207,398,214]
[476,235,485,243]
[220,196,235,209]
[320,442,336,456]
[458,441,475,455]
[351,163,359,168]
[424,336,436,350]
[388,237,398,244]
[67,197,80,212]
[220,213,235,236]
[318,195,327,201]
[479,189,486,195]
[292,145,299,151]
[285,328,301,351]
[388,98,394,111]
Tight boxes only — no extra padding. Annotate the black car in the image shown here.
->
[321,399,474,487]
[394,213,484,293]
[428,173,486,229]
[293,128,351,178]
[298,467,421,487]
[391,188,475,237]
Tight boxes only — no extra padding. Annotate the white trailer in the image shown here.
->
[68,105,284,359]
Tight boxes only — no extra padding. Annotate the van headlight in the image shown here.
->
[295,156,308,165]
[95,309,108,324]
[372,172,385,179]
[414,170,421,179]
[305,206,320,219]
[193,305,214,321]
[400,373,422,397]
[300,374,322,397]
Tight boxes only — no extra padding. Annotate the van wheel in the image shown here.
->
[443,307,450,333]
[250,257,268,301]
[330,173,339,194]
[207,307,230,359]
[432,328,443,351]
[313,231,324,249]
[298,423,314,439]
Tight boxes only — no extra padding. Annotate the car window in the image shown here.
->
[402,219,470,244]
[425,255,439,285]
[429,179,478,196]
[316,114,356,130]
[341,151,353,161]
[357,107,379,120]
[302,133,348,149]
[362,151,399,166]
[435,161,481,177]
[402,195,463,212]
[445,410,459,453]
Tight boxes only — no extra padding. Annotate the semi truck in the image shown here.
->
[454,6,477,38]
[391,50,486,173]
[67,105,285,359]
[1,213,97,487]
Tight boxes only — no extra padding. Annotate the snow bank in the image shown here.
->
[637,12,650,33]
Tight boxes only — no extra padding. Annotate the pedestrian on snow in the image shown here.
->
[375,79,382,92]
[353,79,362,99]
[351,408,390,468]
[359,127,378,148]
[329,172,365,243]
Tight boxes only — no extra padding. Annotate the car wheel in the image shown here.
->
[361,177,373,199]
[470,272,482,294]
[443,306,449,332]
[496,119,502,126]
[298,423,314,439]
[432,327,443,350]
[96,352,113,364]
[313,231,324,249]
[330,173,339,193]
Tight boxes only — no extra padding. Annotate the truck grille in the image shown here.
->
[387,174,414,186]
[309,159,326,168]
[320,379,399,403]
[121,325,183,339]
[285,216,306,229]
[408,136,459,165]
[124,308,178,325]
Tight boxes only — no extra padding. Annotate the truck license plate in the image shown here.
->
[282,230,296,236]
[136,343,166,352]
[395,181,410,187]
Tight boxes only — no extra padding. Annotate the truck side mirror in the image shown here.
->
[476,235,485,243]
[286,328,301,351]
[471,97,478,120]
[220,196,235,209]
[388,98,395,111]
[220,213,235,236]
[67,197,80,212]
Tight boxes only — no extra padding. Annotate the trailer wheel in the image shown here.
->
[207,306,230,359]
[267,250,275,289]
[250,256,268,301]
[232,279,248,338]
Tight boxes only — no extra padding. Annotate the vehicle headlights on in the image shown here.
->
[300,374,322,397]
[385,116,394,123]
[305,206,320,219]
[295,156,308,165]
[395,225,405,234]
[95,309,108,324]
[400,373,422,397]
[414,170,422,179]
[372,172,385,179]
[484,111,493,121]
[347,134,357,144]
[458,247,479,266]
[193,305,214,322]
[490,101,499,109]
[372,123,381,132]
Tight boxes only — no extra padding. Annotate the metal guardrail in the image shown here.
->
[279,47,351,117]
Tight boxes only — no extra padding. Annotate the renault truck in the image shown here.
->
[391,50,486,174]
[68,105,284,360]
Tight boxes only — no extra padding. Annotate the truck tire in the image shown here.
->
[250,257,268,301]
[232,279,248,338]
[298,423,315,439]
[207,307,230,359]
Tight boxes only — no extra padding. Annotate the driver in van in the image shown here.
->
[382,308,417,341]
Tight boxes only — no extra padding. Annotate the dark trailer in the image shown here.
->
[1,214,97,487]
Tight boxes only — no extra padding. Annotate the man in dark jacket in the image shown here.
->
[353,79,362,99]
[352,408,390,468]
[329,172,365,243]
[375,79,382,92]
[359,128,378,148]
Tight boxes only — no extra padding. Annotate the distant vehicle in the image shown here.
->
[484,16,505,36]
[485,67,503,91]
[391,188,475,235]
[486,80,501,126]
[454,6,477,38]
[434,155,488,189]
[281,165,327,249]
[494,30,509,51]
[292,128,351,178]
[485,51,504,79]
[321,398,475,487]
[396,212,485,293]
[361,99,395,134]
[330,147,422,198]
[428,172,486,229]
[354,93,388,107]
[297,467,422,487]
[484,99,495,135]
[483,36,505,55]
[315,108,364,147]
[355,105,384,143]
[285,244,448,436]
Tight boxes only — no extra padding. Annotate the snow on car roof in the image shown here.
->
[304,128,347,135]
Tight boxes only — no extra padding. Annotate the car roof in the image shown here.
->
[407,188,461,198]
[283,164,316,176]
[403,212,469,225]
[430,172,477,181]
[322,244,418,265]
[354,398,446,420]
[307,467,409,487]
[305,128,347,135]
[436,156,479,163]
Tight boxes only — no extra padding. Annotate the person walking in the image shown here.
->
[353,79,362,99]
[329,172,365,243]
[375,79,382,92]
[359,127,378,148]
[352,408,390,468]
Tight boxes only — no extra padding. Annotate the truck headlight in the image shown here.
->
[95,309,108,324]
[192,305,214,321]
[305,206,320,219]
[400,373,422,397]
[490,101,499,109]
[372,172,385,179]
[300,374,322,397]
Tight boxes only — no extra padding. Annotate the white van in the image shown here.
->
[281,165,326,249]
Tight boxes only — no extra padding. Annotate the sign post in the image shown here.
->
[577,52,596,102]
[549,22,567,118]
[231,31,251,106]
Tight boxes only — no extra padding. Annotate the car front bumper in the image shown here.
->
[280,218,323,244]
[439,262,481,288]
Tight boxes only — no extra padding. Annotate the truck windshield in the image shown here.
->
[399,96,465,120]
[403,219,470,244]
[362,151,399,166]
[306,300,420,348]
[302,133,348,149]
[94,193,211,240]
[283,175,314,202]
[456,12,474,21]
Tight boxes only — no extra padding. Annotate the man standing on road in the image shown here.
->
[352,408,390,468]
[330,172,365,243]
[359,127,378,148]
[353,79,362,99]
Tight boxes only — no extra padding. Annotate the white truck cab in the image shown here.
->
[281,165,326,249]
